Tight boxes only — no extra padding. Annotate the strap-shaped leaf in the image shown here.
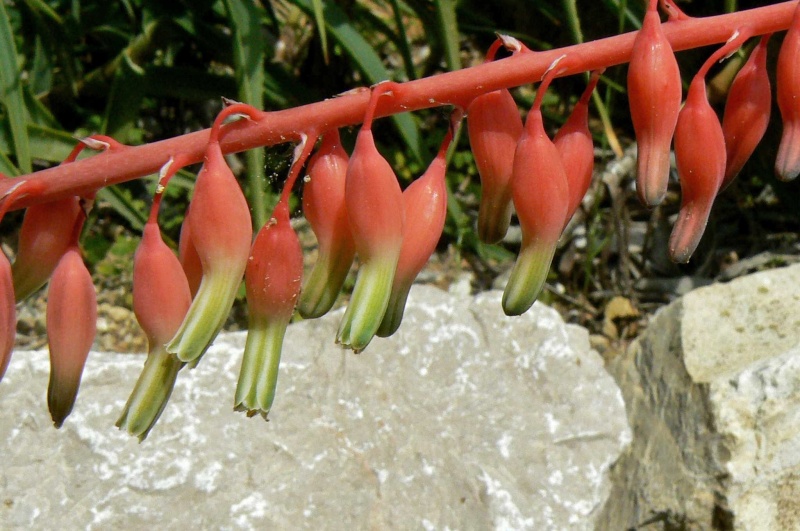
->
[0,2,31,173]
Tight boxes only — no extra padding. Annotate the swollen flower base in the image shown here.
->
[1,2,799,437]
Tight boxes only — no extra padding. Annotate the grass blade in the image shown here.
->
[0,2,32,173]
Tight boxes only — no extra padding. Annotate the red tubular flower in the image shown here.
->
[337,85,404,352]
[721,34,772,188]
[468,88,523,243]
[117,179,192,441]
[0,251,15,381]
[670,76,727,263]
[776,3,800,181]
[235,202,304,419]
[11,196,81,301]
[377,122,456,338]
[503,65,570,316]
[554,70,602,227]
[178,203,203,298]
[627,0,682,207]
[166,106,260,364]
[298,129,355,319]
[47,240,97,428]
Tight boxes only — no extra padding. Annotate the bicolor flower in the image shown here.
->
[776,3,800,181]
[117,183,192,441]
[627,0,682,207]
[670,75,726,263]
[166,138,253,364]
[336,85,405,352]
[47,241,97,428]
[0,251,15,382]
[721,34,771,188]
[467,88,523,243]
[12,196,81,302]
[235,202,303,419]
[298,129,355,319]
[503,66,570,317]
[178,202,203,297]
[554,70,602,227]
[377,124,455,338]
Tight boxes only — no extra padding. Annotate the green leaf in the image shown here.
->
[288,0,423,163]
[0,121,79,163]
[0,149,19,177]
[433,0,461,71]
[96,185,148,232]
[0,1,32,173]
[312,0,329,64]
[101,52,146,142]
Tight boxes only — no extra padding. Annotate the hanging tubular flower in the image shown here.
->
[554,69,602,227]
[298,129,355,319]
[627,0,682,207]
[378,114,460,338]
[236,202,305,419]
[337,83,405,352]
[178,202,203,298]
[468,36,526,244]
[721,34,772,189]
[503,58,570,317]
[166,104,264,364]
[776,3,800,181]
[117,161,192,441]
[670,30,750,263]
[46,206,97,428]
[0,251,13,382]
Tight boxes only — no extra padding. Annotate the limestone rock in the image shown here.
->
[0,285,629,529]
[600,264,800,530]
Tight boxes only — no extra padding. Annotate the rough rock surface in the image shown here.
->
[599,264,800,530]
[0,285,629,530]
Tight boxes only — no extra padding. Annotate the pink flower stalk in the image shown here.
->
[554,69,602,227]
[235,201,304,419]
[166,105,262,364]
[337,84,405,352]
[0,251,14,382]
[669,29,750,263]
[468,88,523,244]
[628,0,682,207]
[776,3,800,181]
[377,119,457,338]
[46,222,97,428]
[503,63,570,316]
[117,171,192,441]
[298,129,356,319]
[721,34,772,188]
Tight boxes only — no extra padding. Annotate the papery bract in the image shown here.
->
[12,196,81,301]
[0,251,15,381]
[554,71,600,226]
[377,134,450,337]
[166,140,253,363]
[503,108,569,316]
[670,77,726,263]
[298,130,355,319]
[337,127,404,352]
[721,34,771,188]
[117,215,192,441]
[468,88,523,243]
[47,245,97,427]
[776,3,800,181]
[235,203,303,418]
[627,0,682,207]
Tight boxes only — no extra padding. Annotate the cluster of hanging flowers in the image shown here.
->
[1,1,799,438]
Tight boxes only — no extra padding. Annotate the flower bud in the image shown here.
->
[235,203,303,419]
[12,197,81,301]
[721,34,771,188]
[627,0,682,207]
[166,140,253,363]
[467,89,523,243]
[117,215,192,441]
[337,127,404,352]
[503,108,569,316]
[0,251,15,381]
[178,203,203,298]
[776,4,800,181]
[554,71,601,226]
[377,130,451,338]
[670,77,726,263]
[47,245,97,427]
[298,130,355,319]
